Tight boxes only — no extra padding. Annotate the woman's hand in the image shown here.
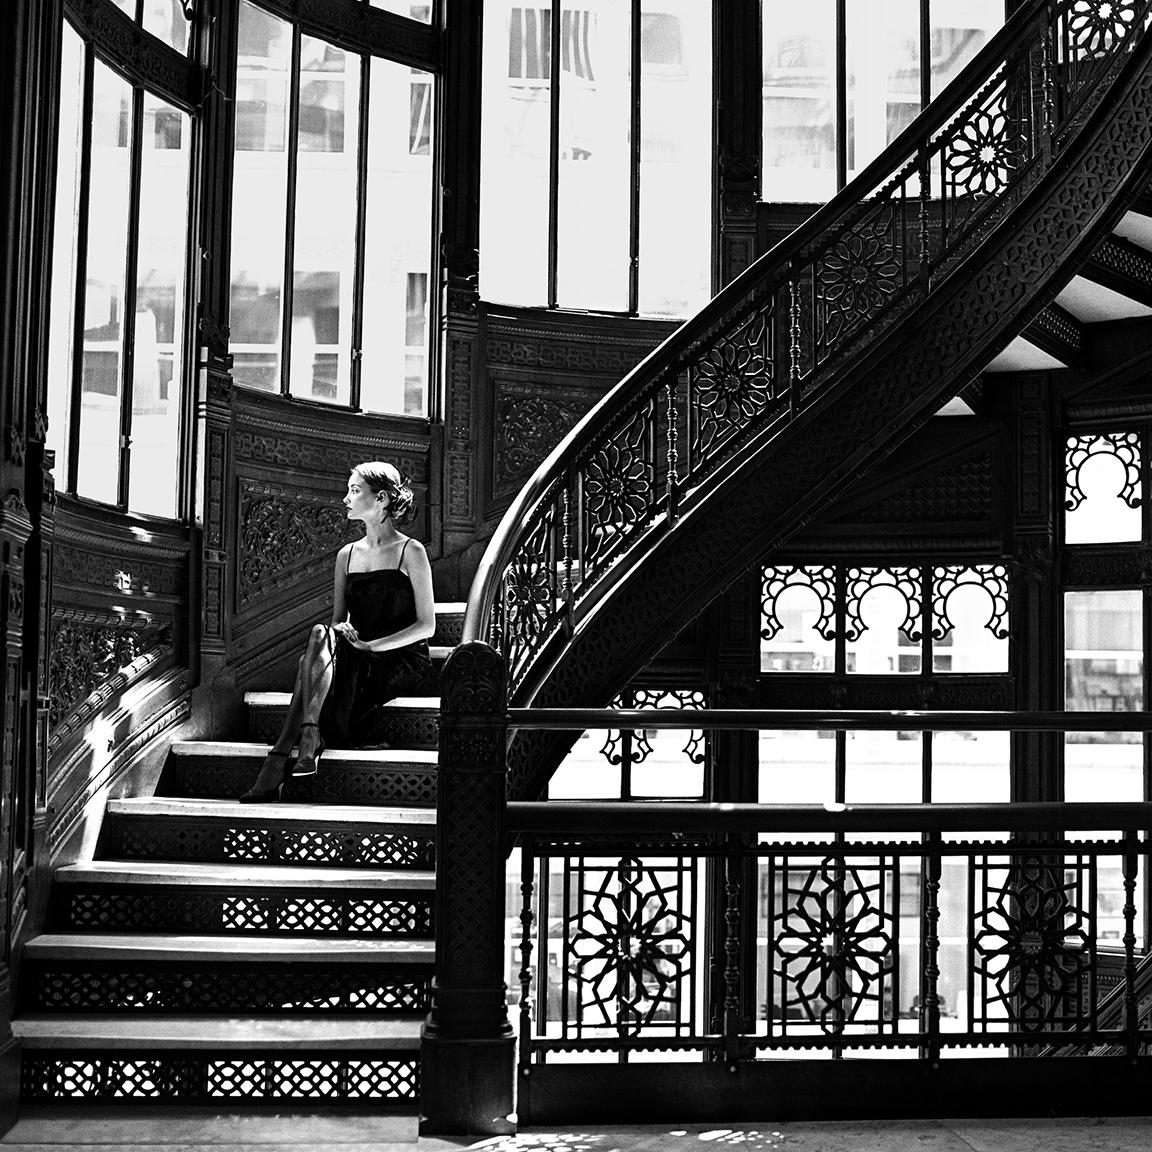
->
[334,621,369,650]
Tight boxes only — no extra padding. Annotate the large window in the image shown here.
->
[762,0,1005,201]
[480,0,712,317]
[229,1,435,415]
[47,18,193,518]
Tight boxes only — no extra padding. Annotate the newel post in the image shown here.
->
[420,640,515,1136]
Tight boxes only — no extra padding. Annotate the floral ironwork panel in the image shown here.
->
[581,399,658,574]
[1066,0,1141,59]
[943,78,1027,199]
[687,307,778,469]
[563,855,698,1038]
[766,853,899,1035]
[761,565,837,641]
[972,852,1095,1032]
[497,493,560,668]
[814,216,903,358]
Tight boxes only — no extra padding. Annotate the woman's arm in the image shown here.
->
[331,543,352,626]
[355,538,437,653]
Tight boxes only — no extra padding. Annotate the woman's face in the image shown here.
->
[344,471,388,521]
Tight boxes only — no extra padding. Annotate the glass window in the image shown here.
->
[481,0,712,316]
[47,28,192,517]
[229,5,435,415]
[369,0,432,22]
[763,0,1004,200]
[1064,432,1144,545]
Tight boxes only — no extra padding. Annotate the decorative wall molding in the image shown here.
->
[1062,547,1152,587]
[232,425,427,483]
[48,617,172,734]
[834,452,996,525]
[53,541,185,599]
[493,381,601,498]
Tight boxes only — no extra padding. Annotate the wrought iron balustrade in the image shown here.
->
[462,0,1152,705]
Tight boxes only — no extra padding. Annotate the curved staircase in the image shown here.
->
[10,605,463,1120]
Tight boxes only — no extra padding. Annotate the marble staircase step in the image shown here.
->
[157,742,439,807]
[98,797,436,869]
[24,933,434,964]
[55,860,435,891]
[244,695,440,752]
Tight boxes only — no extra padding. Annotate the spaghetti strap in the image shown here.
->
[396,539,410,570]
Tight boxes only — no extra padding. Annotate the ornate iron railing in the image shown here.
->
[462,0,1152,698]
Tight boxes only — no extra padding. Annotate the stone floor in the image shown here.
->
[4,1115,1152,1152]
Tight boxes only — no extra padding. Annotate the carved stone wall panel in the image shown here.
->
[493,380,601,501]
[235,481,357,609]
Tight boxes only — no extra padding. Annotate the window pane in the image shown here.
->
[759,730,836,803]
[556,2,631,310]
[128,94,190,518]
[142,0,189,54]
[230,2,292,393]
[845,568,922,675]
[638,4,711,317]
[1065,590,1144,713]
[931,731,1010,803]
[931,565,1009,674]
[361,58,435,416]
[76,63,133,505]
[762,0,837,201]
[930,0,1003,97]
[844,730,921,803]
[847,0,919,179]
[289,37,359,405]
[760,569,837,673]
[480,2,551,305]
[369,0,432,22]
[46,23,85,483]
[1064,433,1143,545]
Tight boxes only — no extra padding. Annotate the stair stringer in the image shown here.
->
[505,40,1152,802]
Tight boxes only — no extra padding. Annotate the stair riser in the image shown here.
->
[20,962,431,1015]
[157,760,438,807]
[49,887,434,937]
[246,707,439,750]
[21,1051,418,1105]
[97,816,435,869]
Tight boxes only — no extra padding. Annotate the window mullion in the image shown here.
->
[67,45,96,497]
[280,26,302,397]
[118,83,146,510]
[835,0,847,190]
[547,0,560,309]
[351,54,371,412]
[628,0,641,315]
[920,0,932,108]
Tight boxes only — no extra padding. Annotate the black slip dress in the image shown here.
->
[319,539,432,748]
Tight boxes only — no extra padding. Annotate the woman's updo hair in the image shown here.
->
[352,461,416,525]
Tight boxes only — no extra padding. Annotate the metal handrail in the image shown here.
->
[462,0,1152,701]
[507,800,1152,835]
[508,707,1152,732]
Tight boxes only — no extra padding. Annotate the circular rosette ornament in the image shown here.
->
[818,225,901,343]
[945,100,1024,198]
[1067,0,1138,60]
[693,332,772,427]
[583,442,652,528]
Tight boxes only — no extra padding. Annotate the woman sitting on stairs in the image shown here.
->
[239,461,436,802]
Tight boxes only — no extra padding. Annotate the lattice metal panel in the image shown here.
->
[21,1052,419,1102]
[21,963,431,1014]
[971,850,1096,1033]
[99,817,435,869]
[157,761,438,808]
[52,888,434,937]
[765,852,899,1036]
[556,855,700,1040]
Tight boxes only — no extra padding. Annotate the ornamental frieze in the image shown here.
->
[237,486,357,605]
[53,542,185,598]
[233,429,425,484]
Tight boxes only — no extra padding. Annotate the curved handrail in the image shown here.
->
[463,0,1152,697]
